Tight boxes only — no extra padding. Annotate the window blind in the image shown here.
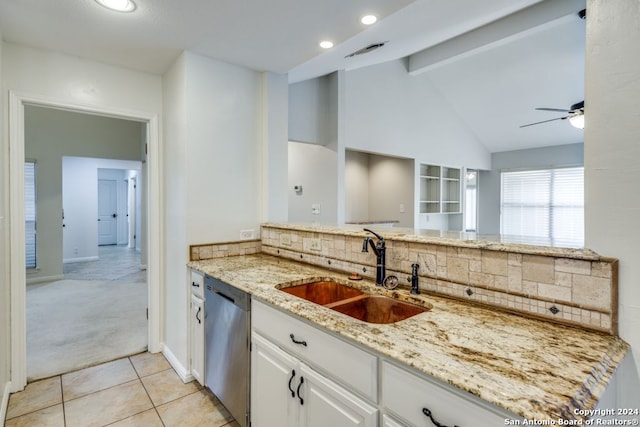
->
[501,167,584,247]
[25,162,37,269]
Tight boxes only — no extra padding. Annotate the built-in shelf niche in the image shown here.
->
[419,164,461,214]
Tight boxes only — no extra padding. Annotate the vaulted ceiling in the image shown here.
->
[0,0,585,153]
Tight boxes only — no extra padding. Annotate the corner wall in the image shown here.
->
[585,0,640,407]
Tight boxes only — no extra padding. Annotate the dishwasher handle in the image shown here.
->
[215,290,235,304]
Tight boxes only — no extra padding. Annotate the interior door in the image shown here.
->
[98,179,118,245]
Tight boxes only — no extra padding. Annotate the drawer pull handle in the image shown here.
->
[289,333,307,347]
[196,307,202,325]
[296,376,304,405]
[422,407,459,427]
[288,369,296,397]
[192,281,200,288]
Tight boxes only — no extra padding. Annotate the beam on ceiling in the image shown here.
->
[408,0,585,75]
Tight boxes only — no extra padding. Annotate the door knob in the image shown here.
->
[112,213,117,218]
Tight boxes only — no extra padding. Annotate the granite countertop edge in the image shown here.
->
[188,253,629,421]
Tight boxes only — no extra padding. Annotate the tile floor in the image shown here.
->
[5,352,239,427]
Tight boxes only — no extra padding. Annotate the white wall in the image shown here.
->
[162,51,266,372]
[0,28,10,415]
[344,59,491,170]
[62,157,141,263]
[288,141,338,223]
[585,0,640,406]
[344,150,414,227]
[23,105,144,282]
[344,150,370,222]
[289,76,331,145]
[478,143,584,234]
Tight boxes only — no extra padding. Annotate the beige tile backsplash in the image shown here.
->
[260,225,618,334]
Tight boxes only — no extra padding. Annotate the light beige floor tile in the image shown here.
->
[129,352,171,378]
[140,368,201,406]
[106,408,164,426]
[4,403,64,427]
[62,358,138,401]
[6,376,62,419]
[64,380,153,427]
[157,389,234,427]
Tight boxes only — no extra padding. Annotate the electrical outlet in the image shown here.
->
[400,203,405,213]
[240,229,254,240]
[280,233,292,246]
[304,237,322,252]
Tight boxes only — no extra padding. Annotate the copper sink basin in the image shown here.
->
[279,281,365,305]
[278,280,428,324]
[327,295,427,324]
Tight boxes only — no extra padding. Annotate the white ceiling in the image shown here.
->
[0,0,586,153]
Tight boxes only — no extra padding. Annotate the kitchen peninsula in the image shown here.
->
[188,223,629,425]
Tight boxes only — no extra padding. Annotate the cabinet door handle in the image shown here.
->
[196,307,202,324]
[287,369,296,397]
[192,281,200,288]
[289,333,307,347]
[422,407,459,427]
[296,376,304,405]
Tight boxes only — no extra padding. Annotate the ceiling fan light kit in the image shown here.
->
[520,100,585,129]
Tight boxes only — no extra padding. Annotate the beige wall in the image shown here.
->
[25,106,144,282]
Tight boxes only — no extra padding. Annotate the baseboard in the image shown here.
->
[63,256,99,264]
[1,381,11,424]
[26,274,64,285]
[162,344,194,384]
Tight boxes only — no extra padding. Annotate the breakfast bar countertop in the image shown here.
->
[188,253,629,422]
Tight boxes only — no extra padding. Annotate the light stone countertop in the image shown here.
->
[188,253,628,422]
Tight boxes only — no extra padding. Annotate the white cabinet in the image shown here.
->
[251,332,377,427]
[382,361,512,426]
[188,269,205,385]
[419,164,461,214]
[190,294,205,384]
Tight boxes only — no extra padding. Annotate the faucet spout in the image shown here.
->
[362,229,386,286]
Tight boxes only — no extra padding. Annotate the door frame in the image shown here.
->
[9,91,163,391]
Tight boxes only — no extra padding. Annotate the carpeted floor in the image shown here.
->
[26,246,147,381]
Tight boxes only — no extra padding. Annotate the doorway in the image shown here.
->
[9,91,162,392]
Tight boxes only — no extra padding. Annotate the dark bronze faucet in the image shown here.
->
[362,228,386,286]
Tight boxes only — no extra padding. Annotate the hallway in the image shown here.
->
[27,245,147,381]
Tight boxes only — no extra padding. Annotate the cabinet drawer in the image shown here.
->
[189,269,204,299]
[252,300,377,402]
[382,361,510,426]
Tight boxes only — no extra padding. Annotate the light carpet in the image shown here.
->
[27,278,147,381]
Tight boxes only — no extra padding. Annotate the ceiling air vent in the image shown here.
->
[345,42,386,58]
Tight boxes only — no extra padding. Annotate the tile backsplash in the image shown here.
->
[260,224,618,335]
[190,239,261,261]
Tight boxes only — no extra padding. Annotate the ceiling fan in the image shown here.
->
[520,101,585,129]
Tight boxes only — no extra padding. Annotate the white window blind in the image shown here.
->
[25,162,37,269]
[501,167,584,247]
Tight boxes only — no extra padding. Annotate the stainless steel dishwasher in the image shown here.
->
[205,275,250,427]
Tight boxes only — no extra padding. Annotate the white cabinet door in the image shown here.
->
[382,414,407,427]
[190,294,205,385]
[382,361,508,426]
[300,363,377,427]
[251,332,300,427]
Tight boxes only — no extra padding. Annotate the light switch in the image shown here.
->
[311,204,321,215]
[400,203,405,213]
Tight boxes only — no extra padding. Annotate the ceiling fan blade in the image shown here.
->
[520,116,568,128]
[535,107,571,112]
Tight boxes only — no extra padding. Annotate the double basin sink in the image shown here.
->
[278,280,430,324]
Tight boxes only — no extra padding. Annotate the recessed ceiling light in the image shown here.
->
[319,41,334,49]
[95,0,136,13]
[361,15,377,25]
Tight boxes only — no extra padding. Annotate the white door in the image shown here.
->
[251,332,299,427]
[98,179,118,245]
[301,363,377,427]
